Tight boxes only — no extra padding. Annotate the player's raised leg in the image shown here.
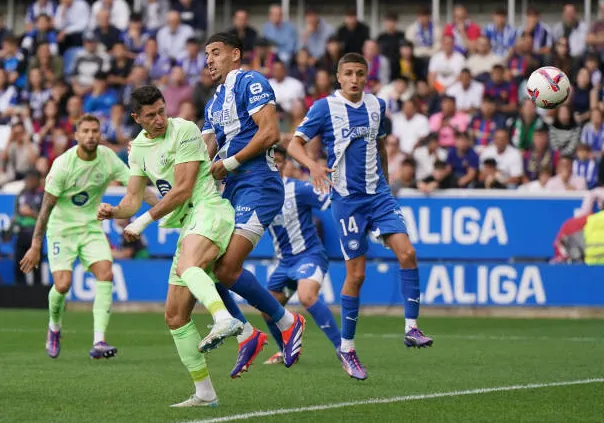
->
[384,233,433,348]
[46,270,71,358]
[88,259,118,359]
[166,284,219,408]
[298,279,341,350]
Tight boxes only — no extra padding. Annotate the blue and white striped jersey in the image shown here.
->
[268,177,330,260]
[202,69,278,175]
[294,91,389,198]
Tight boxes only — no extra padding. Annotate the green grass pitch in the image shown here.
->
[1,309,603,423]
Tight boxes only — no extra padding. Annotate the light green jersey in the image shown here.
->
[45,145,130,237]
[129,117,222,228]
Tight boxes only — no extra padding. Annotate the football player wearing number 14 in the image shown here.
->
[287,53,433,381]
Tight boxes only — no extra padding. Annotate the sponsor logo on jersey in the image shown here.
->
[341,126,378,140]
[156,179,172,197]
[211,109,234,126]
[249,92,271,104]
[179,136,200,146]
[159,153,168,167]
[71,191,89,206]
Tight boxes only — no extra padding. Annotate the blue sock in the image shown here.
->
[307,299,341,349]
[230,269,285,322]
[215,282,247,323]
[265,318,284,351]
[400,268,420,319]
[340,295,359,341]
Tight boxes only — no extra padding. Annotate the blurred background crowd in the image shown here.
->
[0,0,603,198]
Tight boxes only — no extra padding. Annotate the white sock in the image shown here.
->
[340,338,355,353]
[405,319,417,333]
[275,311,295,331]
[93,331,105,344]
[49,322,61,332]
[194,377,217,401]
[236,321,254,343]
[212,309,232,323]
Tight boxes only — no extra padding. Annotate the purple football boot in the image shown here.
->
[337,349,368,380]
[281,313,306,368]
[230,328,268,378]
[89,341,118,359]
[46,329,61,359]
[404,328,433,348]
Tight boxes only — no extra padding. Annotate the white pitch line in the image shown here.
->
[181,378,604,423]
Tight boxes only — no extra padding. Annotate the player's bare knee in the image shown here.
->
[299,290,318,308]
[164,309,189,330]
[54,278,71,294]
[96,270,113,282]
[348,269,366,286]
[398,246,417,268]
[213,263,240,286]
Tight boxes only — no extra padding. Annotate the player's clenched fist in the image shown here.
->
[97,203,114,221]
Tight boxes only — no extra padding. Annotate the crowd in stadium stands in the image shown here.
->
[1,0,604,196]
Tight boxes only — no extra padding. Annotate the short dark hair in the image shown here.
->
[205,32,244,54]
[460,68,472,75]
[455,130,471,140]
[576,143,591,151]
[483,158,498,168]
[274,145,287,157]
[434,160,448,170]
[384,11,398,21]
[130,85,165,114]
[494,7,507,16]
[76,114,101,129]
[482,95,496,103]
[338,53,367,70]
[560,154,574,163]
[402,157,416,168]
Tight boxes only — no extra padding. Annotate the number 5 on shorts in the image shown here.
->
[339,216,359,237]
[53,242,60,256]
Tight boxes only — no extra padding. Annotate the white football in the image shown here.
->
[526,66,571,109]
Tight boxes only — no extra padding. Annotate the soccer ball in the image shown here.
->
[526,66,571,109]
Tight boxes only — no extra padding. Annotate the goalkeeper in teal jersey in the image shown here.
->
[20,114,158,360]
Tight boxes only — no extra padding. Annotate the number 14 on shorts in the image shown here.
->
[339,216,359,237]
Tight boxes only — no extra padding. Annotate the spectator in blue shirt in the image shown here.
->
[21,14,59,56]
[171,0,206,36]
[298,9,333,65]
[25,0,57,33]
[482,8,516,57]
[121,13,149,58]
[447,130,479,187]
[134,37,172,85]
[262,4,297,64]
[1,35,28,89]
[93,8,122,51]
[83,71,118,119]
[573,143,599,189]
[177,37,205,86]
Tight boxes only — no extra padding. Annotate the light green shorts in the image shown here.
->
[168,198,235,286]
[47,231,112,273]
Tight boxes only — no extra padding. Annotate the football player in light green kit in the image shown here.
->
[97,86,243,408]
[20,114,158,360]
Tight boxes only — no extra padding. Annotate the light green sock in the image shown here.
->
[48,285,66,330]
[181,267,229,318]
[93,281,113,343]
[170,320,209,383]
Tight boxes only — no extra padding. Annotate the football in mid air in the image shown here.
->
[526,66,571,109]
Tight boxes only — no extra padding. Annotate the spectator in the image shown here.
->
[390,157,417,194]
[523,126,558,182]
[172,0,206,38]
[89,0,130,32]
[572,68,595,124]
[22,68,51,122]
[156,10,194,60]
[549,37,575,83]
[49,80,70,118]
[384,134,405,182]
[465,36,503,83]
[508,32,540,83]
[60,94,83,136]
[112,218,149,259]
[0,13,7,48]
[552,4,588,60]
[33,99,63,146]
[396,41,424,81]
[363,39,390,93]
[429,95,470,148]
[25,1,57,33]
[317,35,342,79]
[93,8,122,51]
[107,41,133,92]
[305,69,332,110]
[391,98,429,154]
[482,8,516,58]
[428,35,465,93]
[516,7,553,57]
[83,71,118,119]
[262,4,297,64]
[0,69,19,122]
[475,158,508,189]
[134,38,171,86]
[413,133,448,181]
[249,38,279,79]
[161,66,192,117]
[518,166,553,192]
[121,65,150,108]
[178,101,197,123]
[227,9,257,57]
[447,130,479,187]
[21,13,59,56]
[573,143,599,189]
[299,9,334,65]
[28,42,64,85]
[0,122,40,187]
[121,13,149,58]
[269,61,305,114]
[546,155,587,191]
[191,68,215,121]
[1,35,28,90]
[418,159,458,193]
[469,95,506,148]
[289,48,316,94]
[13,169,44,285]
[377,78,413,116]
[70,32,110,96]
[415,80,440,116]
[443,5,481,55]
[479,128,524,186]
[406,6,442,64]
[446,68,484,114]
[510,98,547,151]
[584,54,602,88]
[100,103,131,153]
[377,12,406,80]
[178,37,205,86]
[143,0,169,35]
[581,108,604,158]
[336,9,370,54]
[484,64,518,116]
[586,1,604,58]
[55,0,91,53]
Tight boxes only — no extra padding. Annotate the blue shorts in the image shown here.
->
[267,250,329,293]
[331,191,407,260]
[222,173,284,237]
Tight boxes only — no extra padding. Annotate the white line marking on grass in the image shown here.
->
[181,378,604,423]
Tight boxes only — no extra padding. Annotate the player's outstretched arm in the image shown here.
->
[19,192,58,273]
[210,104,280,180]
[288,136,333,194]
[99,175,147,221]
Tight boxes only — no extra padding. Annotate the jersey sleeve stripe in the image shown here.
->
[201,128,215,135]
[294,130,311,142]
[248,100,275,116]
